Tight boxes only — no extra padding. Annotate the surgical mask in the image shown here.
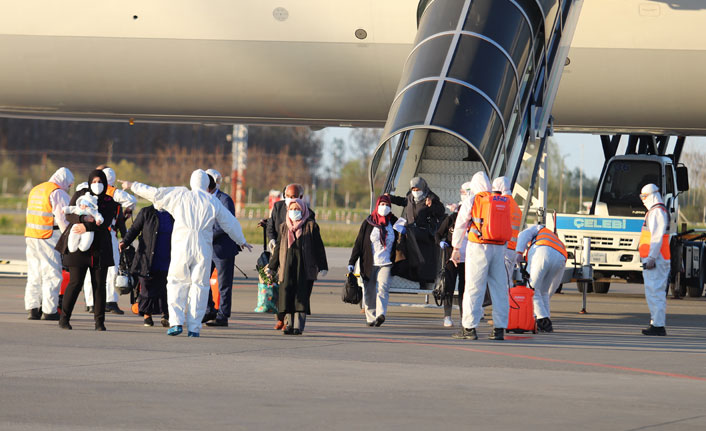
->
[285,197,293,207]
[288,210,302,221]
[90,183,104,195]
[377,205,391,216]
[411,190,424,200]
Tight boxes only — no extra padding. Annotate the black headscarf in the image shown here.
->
[87,169,108,197]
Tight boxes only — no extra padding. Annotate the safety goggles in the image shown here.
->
[639,193,648,200]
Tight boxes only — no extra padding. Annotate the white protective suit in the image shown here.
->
[81,167,137,306]
[640,184,669,327]
[452,171,509,330]
[492,176,516,284]
[515,225,566,319]
[25,167,73,314]
[129,170,249,333]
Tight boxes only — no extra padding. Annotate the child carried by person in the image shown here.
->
[63,192,104,252]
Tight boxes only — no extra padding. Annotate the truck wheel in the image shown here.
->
[687,286,703,298]
[593,282,610,294]
[577,281,593,293]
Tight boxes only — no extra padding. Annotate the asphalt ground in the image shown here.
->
[2,236,706,430]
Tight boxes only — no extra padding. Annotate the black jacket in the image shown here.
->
[349,215,399,281]
[435,212,458,245]
[389,191,445,232]
[212,189,240,259]
[56,173,118,268]
[122,205,174,277]
[266,200,316,244]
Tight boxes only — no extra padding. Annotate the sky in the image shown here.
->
[315,127,706,180]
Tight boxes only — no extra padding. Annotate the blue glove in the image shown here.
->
[439,241,449,249]
[393,224,406,234]
[347,265,355,273]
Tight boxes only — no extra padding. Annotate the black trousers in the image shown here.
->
[62,265,109,323]
[443,262,466,320]
[206,256,235,320]
[138,271,169,317]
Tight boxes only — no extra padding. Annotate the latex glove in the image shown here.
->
[515,252,525,265]
[643,257,656,270]
[240,243,253,252]
[393,218,407,234]
[118,180,133,190]
[268,239,276,253]
[450,248,461,266]
[439,241,449,249]
[318,270,328,277]
[347,265,355,273]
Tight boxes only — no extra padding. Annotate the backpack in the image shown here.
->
[471,194,512,243]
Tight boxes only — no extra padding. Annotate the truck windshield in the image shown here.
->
[598,160,661,217]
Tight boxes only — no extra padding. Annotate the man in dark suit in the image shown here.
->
[203,170,240,327]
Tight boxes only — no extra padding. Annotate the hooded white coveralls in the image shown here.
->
[515,225,566,319]
[129,170,248,333]
[452,172,509,330]
[641,189,669,328]
[25,167,73,314]
[81,168,137,306]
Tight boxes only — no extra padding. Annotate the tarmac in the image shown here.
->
[1,234,706,430]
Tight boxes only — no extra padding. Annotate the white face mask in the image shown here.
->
[90,183,104,195]
[288,210,302,221]
[411,190,424,200]
[377,205,391,216]
[284,197,294,207]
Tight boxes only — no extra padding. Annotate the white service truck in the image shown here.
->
[553,154,703,296]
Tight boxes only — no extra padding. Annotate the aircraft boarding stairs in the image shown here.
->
[367,0,584,294]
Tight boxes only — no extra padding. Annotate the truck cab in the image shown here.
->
[555,155,684,293]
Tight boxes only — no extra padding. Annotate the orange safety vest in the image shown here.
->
[106,185,116,197]
[104,184,121,231]
[25,182,60,238]
[467,192,512,245]
[638,204,670,260]
[506,195,522,251]
[530,227,567,259]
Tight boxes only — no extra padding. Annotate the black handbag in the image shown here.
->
[342,272,363,304]
[255,227,271,271]
[433,260,456,306]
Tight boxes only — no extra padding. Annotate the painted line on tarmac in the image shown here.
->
[234,319,706,382]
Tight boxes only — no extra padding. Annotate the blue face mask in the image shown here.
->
[288,210,302,221]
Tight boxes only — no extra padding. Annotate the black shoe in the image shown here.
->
[205,319,228,327]
[452,327,478,340]
[201,311,217,323]
[27,308,41,320]
[642,325,666,336]
[144,316,154,327]
[41,312,60,321]
[95,322,107,331]
[282,326,294,335]
[161,316,170,328]
[105,302,124,315]
[374,315,386,327]
[489,328,505,340]
[59,317,72,330]
[292,329,302,335]
[366,321,375,327]
[543,318,553,333]
[87,306,94,313]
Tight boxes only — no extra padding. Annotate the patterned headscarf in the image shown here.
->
[285,198,310,248]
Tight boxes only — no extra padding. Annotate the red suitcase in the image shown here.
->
[507,285,536,334]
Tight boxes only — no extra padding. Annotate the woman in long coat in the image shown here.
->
[266,198,327,335]
[56,169,118,330]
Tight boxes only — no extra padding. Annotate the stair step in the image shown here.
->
[419,160,484,176]
[423,146,471,161]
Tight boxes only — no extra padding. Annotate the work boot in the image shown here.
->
[641,325,666,336]
[488,328,505,340]
[105,302,124,315]
[27,308,41,320]
[452,327,478,340]
[41,312,60,321]
[58,316,72,330]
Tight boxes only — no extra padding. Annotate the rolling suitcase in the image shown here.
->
[507,284,537,334]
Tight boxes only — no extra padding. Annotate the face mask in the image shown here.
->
[90,183,104,195]
[411,190,424,200]
[288,210,302,221]
[285,197,293,207]
[377,205,391,216]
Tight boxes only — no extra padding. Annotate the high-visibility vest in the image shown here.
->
[104,184,121,231]
[467,192,512,245]
[530,227,567,259]
[106,185,116,197]
[638,204,670,260]
[506,194,522,251]
[25,182,60,238]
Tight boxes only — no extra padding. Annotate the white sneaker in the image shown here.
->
[443,316,453,327]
